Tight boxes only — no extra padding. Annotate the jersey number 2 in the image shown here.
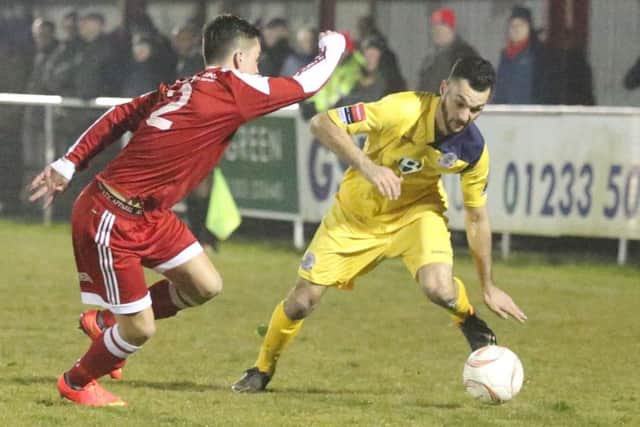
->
[146,82,193,130]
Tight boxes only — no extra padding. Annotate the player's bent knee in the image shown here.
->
[136,322,157,343]
[284,279,324,320]
[423,283,457,306]
[198,273,223,302]
[180,270,223,305]
[419,270,455,305]
[284,298,313,320]
[165,252,223,305]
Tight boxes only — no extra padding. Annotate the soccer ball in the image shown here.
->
[462,345,524,403]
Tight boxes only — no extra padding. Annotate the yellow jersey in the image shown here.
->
[327,91,489,232]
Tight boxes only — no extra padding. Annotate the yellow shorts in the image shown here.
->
[298,203,453,289]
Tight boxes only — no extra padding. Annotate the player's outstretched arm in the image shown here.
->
[28,90,162,207]
[291,31,346,94]
[233,32,345,120]
[464,205,527,322]
[310,112,401,200]
[57,89,163,180]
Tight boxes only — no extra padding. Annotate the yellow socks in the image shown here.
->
[255,301,304,374]
[449,277,474,324]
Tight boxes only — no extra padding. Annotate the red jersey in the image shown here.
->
[53,34,345,210]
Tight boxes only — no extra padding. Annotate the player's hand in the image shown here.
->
[28,165,70,208]
[318,30,342,42]
[318,31,346,51]
[361,163,402,200]
[483,285,527,323]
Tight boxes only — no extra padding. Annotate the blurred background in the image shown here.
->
[1,0,639,263]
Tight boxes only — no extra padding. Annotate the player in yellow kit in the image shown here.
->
[232,56,527,392]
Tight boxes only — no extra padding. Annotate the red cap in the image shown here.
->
[430,7,456,31]
[340,31,355,53]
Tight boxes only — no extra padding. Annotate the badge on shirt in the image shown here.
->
[398,157,423,174]
[439,152,458,168]
[300,252,316,271]
[337,103,366,124]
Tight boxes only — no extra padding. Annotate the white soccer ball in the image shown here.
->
[462,345,524,404]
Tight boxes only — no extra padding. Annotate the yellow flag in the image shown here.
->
[205,168,241,240]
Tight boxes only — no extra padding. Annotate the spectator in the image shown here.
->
[172,23,202,79]
[43,12,120,219]
[46,11,82,96]
[494,6,547,104]
[75,12,114,98]
[107,0,176,95]
[21,19,58,210]
[353,15,406,93]
[540,29,595,105]
[60,10,78,43]
[354,15,384,46]
[376,40,406,93]
[24,19,58,94]
[339,36,401,105]
[623,56,640,90]
[417,7,477,92]
[259,18,293,76]
[281,26,318,77]
[120,33,166,97]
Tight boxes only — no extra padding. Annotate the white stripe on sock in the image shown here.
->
[103,325,141,359]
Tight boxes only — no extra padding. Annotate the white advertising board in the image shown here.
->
[297,107,640,240]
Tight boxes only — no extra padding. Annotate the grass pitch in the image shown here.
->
[0,220,639,426]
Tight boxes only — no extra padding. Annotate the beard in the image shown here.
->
[441,94,469,135]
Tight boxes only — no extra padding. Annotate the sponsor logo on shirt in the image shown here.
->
[337,103,366,124]
[398,157,423,174]
[195,72,218,83]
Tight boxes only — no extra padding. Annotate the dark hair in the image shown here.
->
[448,56,496,92]
[203,14,261,64]
[510,5,533,27]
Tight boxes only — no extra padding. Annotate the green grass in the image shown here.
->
[1,220,639,426]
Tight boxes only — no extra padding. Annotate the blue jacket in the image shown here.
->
[494,42,542,104]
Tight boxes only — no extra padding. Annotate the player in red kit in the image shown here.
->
[28,15,346,407]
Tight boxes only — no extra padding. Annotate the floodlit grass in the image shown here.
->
[1,220,639,426]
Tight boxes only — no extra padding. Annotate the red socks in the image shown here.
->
[148,279,195,319]
[67,325,140,387]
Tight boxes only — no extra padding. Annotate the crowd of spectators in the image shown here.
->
[1,2,639,221]
[3,4,635,118]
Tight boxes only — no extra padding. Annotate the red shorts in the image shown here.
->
[71,180,202,314]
